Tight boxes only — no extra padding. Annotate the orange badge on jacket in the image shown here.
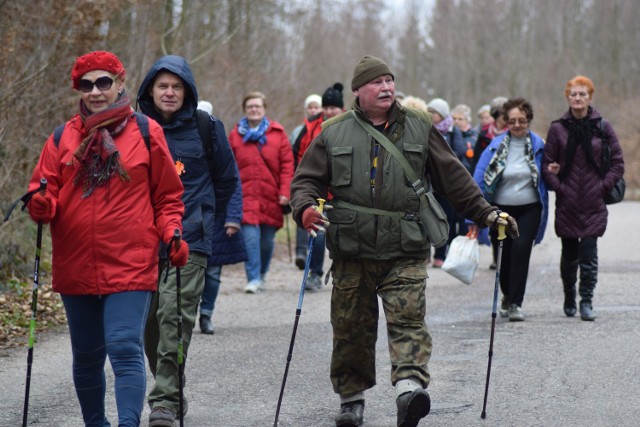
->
[175,160,185,176]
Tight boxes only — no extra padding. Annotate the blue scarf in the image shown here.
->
[238,116,270,145]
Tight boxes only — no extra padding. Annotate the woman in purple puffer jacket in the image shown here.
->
[543,75,624,321]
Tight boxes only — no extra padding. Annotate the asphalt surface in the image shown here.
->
[1,197,639,426]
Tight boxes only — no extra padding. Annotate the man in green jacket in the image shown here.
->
[290,55,518,427]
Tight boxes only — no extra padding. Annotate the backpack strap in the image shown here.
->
[195,109,217,183]
[133,112,150,150]
[53,123,66,147]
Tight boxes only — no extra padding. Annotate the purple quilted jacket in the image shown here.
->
[542,108,624,238]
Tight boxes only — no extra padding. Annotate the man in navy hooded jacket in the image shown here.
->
[137,55,238,425]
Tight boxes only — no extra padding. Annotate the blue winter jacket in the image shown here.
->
[137,55,238,255]
[208,168,247,266]
[473,130,549,244]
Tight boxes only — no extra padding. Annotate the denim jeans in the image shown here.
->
[61,291,152,427]
[242,224,277,283]
[200,265,222,317]
[296,226,326,276]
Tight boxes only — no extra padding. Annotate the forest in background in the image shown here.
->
[1,0,639,282]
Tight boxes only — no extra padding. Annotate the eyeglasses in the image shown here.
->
[507,118,528,126]
[78,76,114,93]
[245,104,264,110]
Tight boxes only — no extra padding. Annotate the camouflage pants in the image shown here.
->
[330,257,432,396]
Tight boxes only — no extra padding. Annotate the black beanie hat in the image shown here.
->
[322,82,344,109]
[351,55,394,90]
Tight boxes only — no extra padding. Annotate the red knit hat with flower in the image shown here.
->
[70,51,126,90]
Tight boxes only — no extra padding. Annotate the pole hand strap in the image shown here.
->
[4,189,39,223]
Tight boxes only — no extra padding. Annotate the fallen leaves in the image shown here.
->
[0,282,66,350]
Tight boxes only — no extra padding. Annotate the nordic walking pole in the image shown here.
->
[285,213,292,263]
[274,198,325,427]
[172,229,185,427]
[481,212,508,419]
[22,178,47,427]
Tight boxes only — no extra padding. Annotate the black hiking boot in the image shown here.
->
[396,388,430,427]
[199,315,215,334]
[563,284,577,317]
[580,301,596,321]
[335,400,364,427]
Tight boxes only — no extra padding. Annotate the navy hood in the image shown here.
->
[137,55,199,124]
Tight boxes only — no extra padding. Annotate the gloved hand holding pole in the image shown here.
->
[301,198,330,238]
[481,212,508,419]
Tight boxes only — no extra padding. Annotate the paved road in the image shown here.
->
[1,198,639,426]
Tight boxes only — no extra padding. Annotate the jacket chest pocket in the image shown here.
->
[174,146,208,179]
[401,143,425,186]
[330,146,353,187]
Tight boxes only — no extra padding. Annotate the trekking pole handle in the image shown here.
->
[173,229,181,249]
[317,198,326,215]
[39,178,47,194]
[497,212,508,241]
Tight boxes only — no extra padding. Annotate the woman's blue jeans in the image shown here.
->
[242,224,277,283]
[61,291,151,427]
[296,226,326,276]
[200,265,222,317]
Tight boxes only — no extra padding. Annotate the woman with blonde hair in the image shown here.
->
[228,91,295,293]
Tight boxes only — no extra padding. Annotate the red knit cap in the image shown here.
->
[70,51,126,90]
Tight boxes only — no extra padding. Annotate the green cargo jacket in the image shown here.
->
[290,99,496,260]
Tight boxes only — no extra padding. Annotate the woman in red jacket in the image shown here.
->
[228,91,294,293]
[26,51,186,426]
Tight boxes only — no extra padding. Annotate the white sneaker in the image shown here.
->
[244,280,261,294]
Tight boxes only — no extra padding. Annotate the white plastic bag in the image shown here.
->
[441,235,480,285]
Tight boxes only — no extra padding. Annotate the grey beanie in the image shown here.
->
[351,55,394,91]
[427,98,450,118]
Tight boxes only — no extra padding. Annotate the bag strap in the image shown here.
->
[598,118,611,176]
[350,111,427,199]
[53,123,66,147]
[133,112,150,150]
[195,109,217,184]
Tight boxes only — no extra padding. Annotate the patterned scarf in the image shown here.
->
[73,91,132,198]
[483,132,538,199]
[238,116,270,145]
[434,115,453,135]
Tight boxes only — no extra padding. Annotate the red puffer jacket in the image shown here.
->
[28,113,184,295]
[228,119,294,228]
[295,114,324,166]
